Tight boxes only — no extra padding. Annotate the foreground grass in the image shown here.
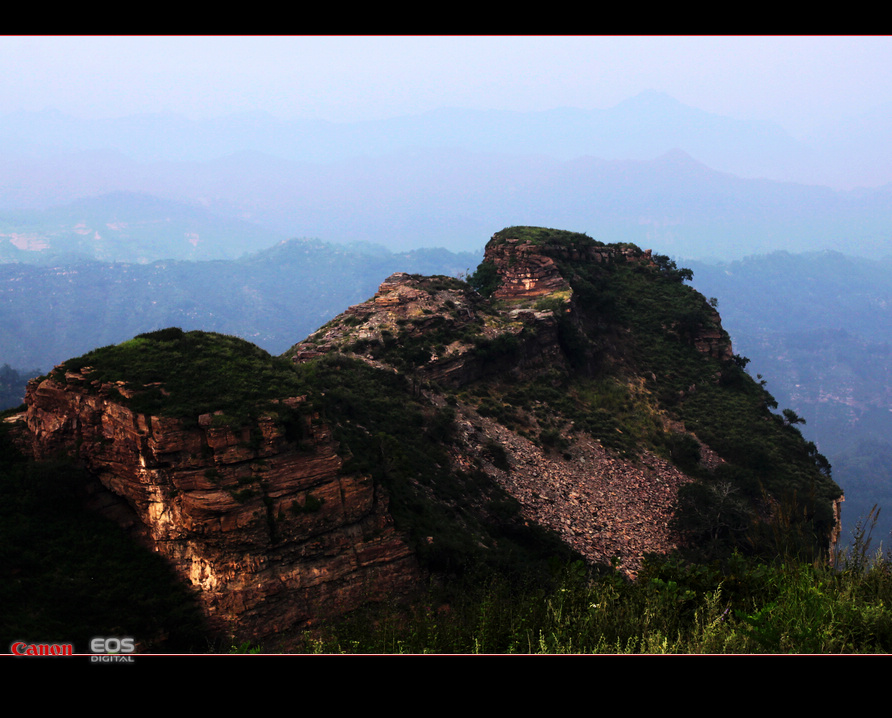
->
[284,529,892,654]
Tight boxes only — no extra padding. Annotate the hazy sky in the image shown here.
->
[2,36,891,140]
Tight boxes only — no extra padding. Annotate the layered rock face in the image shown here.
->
[486,236,652,302]
[488,240,571,301]
[23,372,421,644]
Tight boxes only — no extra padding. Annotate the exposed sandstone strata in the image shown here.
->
[488,240,571,301]
[486,236,653,303]
[690,308,734,362]
[23,373,421,644]
[284,239,743,576]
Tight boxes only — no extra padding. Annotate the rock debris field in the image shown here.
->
[454,408,697,579]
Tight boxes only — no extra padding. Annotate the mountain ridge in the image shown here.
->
[11,226,842,646]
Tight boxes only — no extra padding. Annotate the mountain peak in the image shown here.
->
[616,89,685,110]
[656,147,699,163]
[17,226,842,644]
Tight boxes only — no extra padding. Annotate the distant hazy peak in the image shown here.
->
[614,89,686,110]
[654,147,700,163]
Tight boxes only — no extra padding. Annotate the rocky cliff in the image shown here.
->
[17,226,843,646]
[21,354,421,644]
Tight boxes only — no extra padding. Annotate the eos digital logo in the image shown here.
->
[90,637,136,663]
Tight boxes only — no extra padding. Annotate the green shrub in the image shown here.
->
[467,260,500,298]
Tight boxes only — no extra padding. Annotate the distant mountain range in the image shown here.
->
[0,191,284,264]
[4,91,891,188]
[2,150,891,260]
[0,238,481,372]
[2,92,892,259]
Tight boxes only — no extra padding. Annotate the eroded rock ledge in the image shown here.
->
[23,373,421,644]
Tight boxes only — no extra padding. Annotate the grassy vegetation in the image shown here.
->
[346,227,841,566]
[53,328,309,428]
[489,226,604,248]
[4,334,580,651]
[524,238,843,563]
[4,378,886,654]
[472,371,662,455]
[290,522,892,653]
